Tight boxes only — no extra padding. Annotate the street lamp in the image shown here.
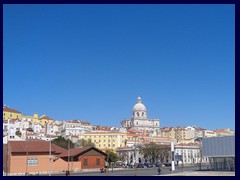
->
[6,119,10,176]
[134,136,137,176]
[67,133,72,174]
[49,124,52,176]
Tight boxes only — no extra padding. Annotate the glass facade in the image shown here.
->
[209,157,235,171]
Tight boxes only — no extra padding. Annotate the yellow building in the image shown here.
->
[80,131,128,150]
[127,133,175,145]
[21,113,40,123]
[39,115,54,126]
[3,106,54,126]
[3,106,22,121]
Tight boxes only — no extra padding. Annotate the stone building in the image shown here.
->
[121,97,160,136]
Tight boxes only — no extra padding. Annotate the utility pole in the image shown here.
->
[25,128,29,176]
[49,124,52,176]
[199,138,202,170]
[181,144,184,172]
[171,141,175,172]
[68,134,70,173]
[6,119,9,176]
[134,136,137,176]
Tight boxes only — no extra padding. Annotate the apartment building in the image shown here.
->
[3,106,22,121]
[60,120,93,137]
[80,131,128,150]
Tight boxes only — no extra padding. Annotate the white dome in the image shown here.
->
[132,97,147,112]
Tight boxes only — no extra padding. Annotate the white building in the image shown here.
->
[3,119,30,139]
[121,97,160,136]
[60,120,93,137]
[45,123,60,136]
[185,126,196,139]
[32,122,43,134]
[203,130,217,138]
[175,143,209,164]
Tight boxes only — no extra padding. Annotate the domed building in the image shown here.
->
[121,97,160,136]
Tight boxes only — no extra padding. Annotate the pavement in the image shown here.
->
[157,170,235,176]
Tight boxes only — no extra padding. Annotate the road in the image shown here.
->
[53,164,209,176]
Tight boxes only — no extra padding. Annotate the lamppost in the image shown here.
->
[134,136,137,176]
[49,123,52,176]
[181,144,184,172]
[68,133,71,173]
[25,128,29,176]
[6,119,9,176]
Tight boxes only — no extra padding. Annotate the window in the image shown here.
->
[10,114,12,117]
[3,113,5,116]
[99,140,101,142]
[96,158,100,166]
[27,158,38,166]
[84,159,88,166]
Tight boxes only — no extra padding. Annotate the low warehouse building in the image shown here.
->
[3,140,107,175]
[202,135,235,171]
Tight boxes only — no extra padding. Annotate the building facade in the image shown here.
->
[60,120,93,138]
[80,131,127,150]
[121,97,160,136]
[202,136,235,171]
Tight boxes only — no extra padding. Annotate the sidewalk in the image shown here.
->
[158,171,235,176]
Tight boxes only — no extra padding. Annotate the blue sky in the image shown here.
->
[3,4,235,130]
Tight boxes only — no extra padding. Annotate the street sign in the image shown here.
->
[175,155,182,161]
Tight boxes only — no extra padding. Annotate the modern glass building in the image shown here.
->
[202,135,235,171]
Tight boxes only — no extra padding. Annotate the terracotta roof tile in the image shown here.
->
[60,146,107,157]
[9,141,66,154]
[40,115,53,120]
[3,106,21,114]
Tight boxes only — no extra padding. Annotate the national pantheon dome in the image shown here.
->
[132,97,147,118]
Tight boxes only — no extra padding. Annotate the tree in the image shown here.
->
[105,150,119,164]
[15,130,21,137]
[140,142,170,163]
[158,145,171,163]
[52,136,74,150]
[75,139,96,148]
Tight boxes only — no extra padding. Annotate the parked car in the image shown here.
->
[136,163,145,168]
[144,162,154,168]
[164,162,171,167]
[155,162,161,167]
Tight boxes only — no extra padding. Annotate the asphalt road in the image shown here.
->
[54,164,209,176]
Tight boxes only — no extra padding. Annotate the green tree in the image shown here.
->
[15,130,21,137]
[140,142,170,163]
[75,139,96,148]
[105,150,119,164]
[52,136,74,150]
[158,145,171,163]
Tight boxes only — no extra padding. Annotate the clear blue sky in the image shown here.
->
[3,4,235,130]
